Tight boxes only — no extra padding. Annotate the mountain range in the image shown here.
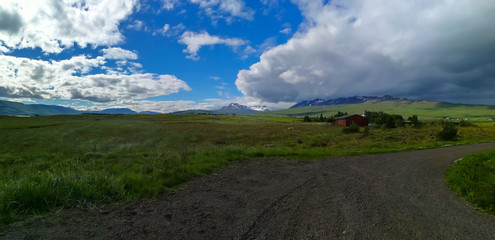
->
[0,101,263,116]
[0,95,456,117]
[170,103,260,115]
[290,95,405,108]
[0,100,147,116]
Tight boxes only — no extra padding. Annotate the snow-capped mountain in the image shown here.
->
[220,103,253,110]
[216,103,258,114]
[290,95,404,108]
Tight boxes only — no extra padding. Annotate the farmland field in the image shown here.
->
[1,113,495,225]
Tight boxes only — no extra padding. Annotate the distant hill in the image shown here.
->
[0,100,80,116]
[171,103,258,115]
[0,100,165,116]
[256,99,495,122]
[138,111,163,115]
[1,100,259,116]
[99,108,137,114]
[171,109,213,115]
[290,95,403,108]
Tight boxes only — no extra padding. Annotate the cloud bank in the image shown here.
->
[0,0,137,53]
[0,55,191,103]
[236,0,495,104]
[0,0,193,108]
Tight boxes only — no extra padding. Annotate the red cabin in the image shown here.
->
[335,114,368,127]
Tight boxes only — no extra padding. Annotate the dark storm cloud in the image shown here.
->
[0,6,23,34]
[236,0,495,104]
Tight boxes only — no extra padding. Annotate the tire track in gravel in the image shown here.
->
[238,176,317,240]
[2,143,495,239]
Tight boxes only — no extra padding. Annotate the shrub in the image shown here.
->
[365,111,404,128]
[408,115,422,128]
[342,122,360,134]
[310,137,327,147]
[395,118,405,127]
[385,116,396,129]
[437,122,458,141]
[459,120,474,127]
[362,126,370,137]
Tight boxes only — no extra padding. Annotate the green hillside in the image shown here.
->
[0,100,80,116]
[255,100,495,122]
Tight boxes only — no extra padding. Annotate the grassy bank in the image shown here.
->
[446,150,495,215]
[1,114,495,225]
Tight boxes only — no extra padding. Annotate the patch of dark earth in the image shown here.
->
[2,143,495,239]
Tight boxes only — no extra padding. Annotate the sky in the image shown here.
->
[0,0,494,113]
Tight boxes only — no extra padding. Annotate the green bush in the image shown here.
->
[362,126,370,137]
[459,120,474,127]
[408,115,422,128]
[437,122,458,141]
[342,122,360,134]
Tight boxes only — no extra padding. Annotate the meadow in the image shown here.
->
[255,100,495,122]
[1,113,495,225]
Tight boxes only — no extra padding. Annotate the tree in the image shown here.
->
[335,111,347,118]
[408,115,421,128]
[385,116,396,129]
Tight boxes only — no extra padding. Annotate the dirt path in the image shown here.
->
[2,143,495,239]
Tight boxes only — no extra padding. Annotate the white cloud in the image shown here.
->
[279,28,291,34]
[102,47,138,60]
[0,55,191,103]
[240,45,257,59]
[0,0,137,53]
[161,0,180,10]
[236,0,495,104]
[161,24,170,34]
[159,0,253,22]
[154,24,170,36]
[258,37,277,53]
[179,31,246,60]
[127,20,145,31]
[189,0,254,23]
[154,23,185,37]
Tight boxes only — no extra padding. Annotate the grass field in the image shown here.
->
[255,100,495,122]
[1,113,495,225]
[446,150,495,214]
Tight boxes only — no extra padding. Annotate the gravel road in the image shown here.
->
[2,143,495,239]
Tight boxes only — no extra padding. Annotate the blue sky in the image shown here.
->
[1,0,494,112]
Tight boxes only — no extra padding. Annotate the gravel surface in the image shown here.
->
[2,143,495,239]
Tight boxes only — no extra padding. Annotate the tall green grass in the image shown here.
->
[1,114,495,224]
[446,150,495,214]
